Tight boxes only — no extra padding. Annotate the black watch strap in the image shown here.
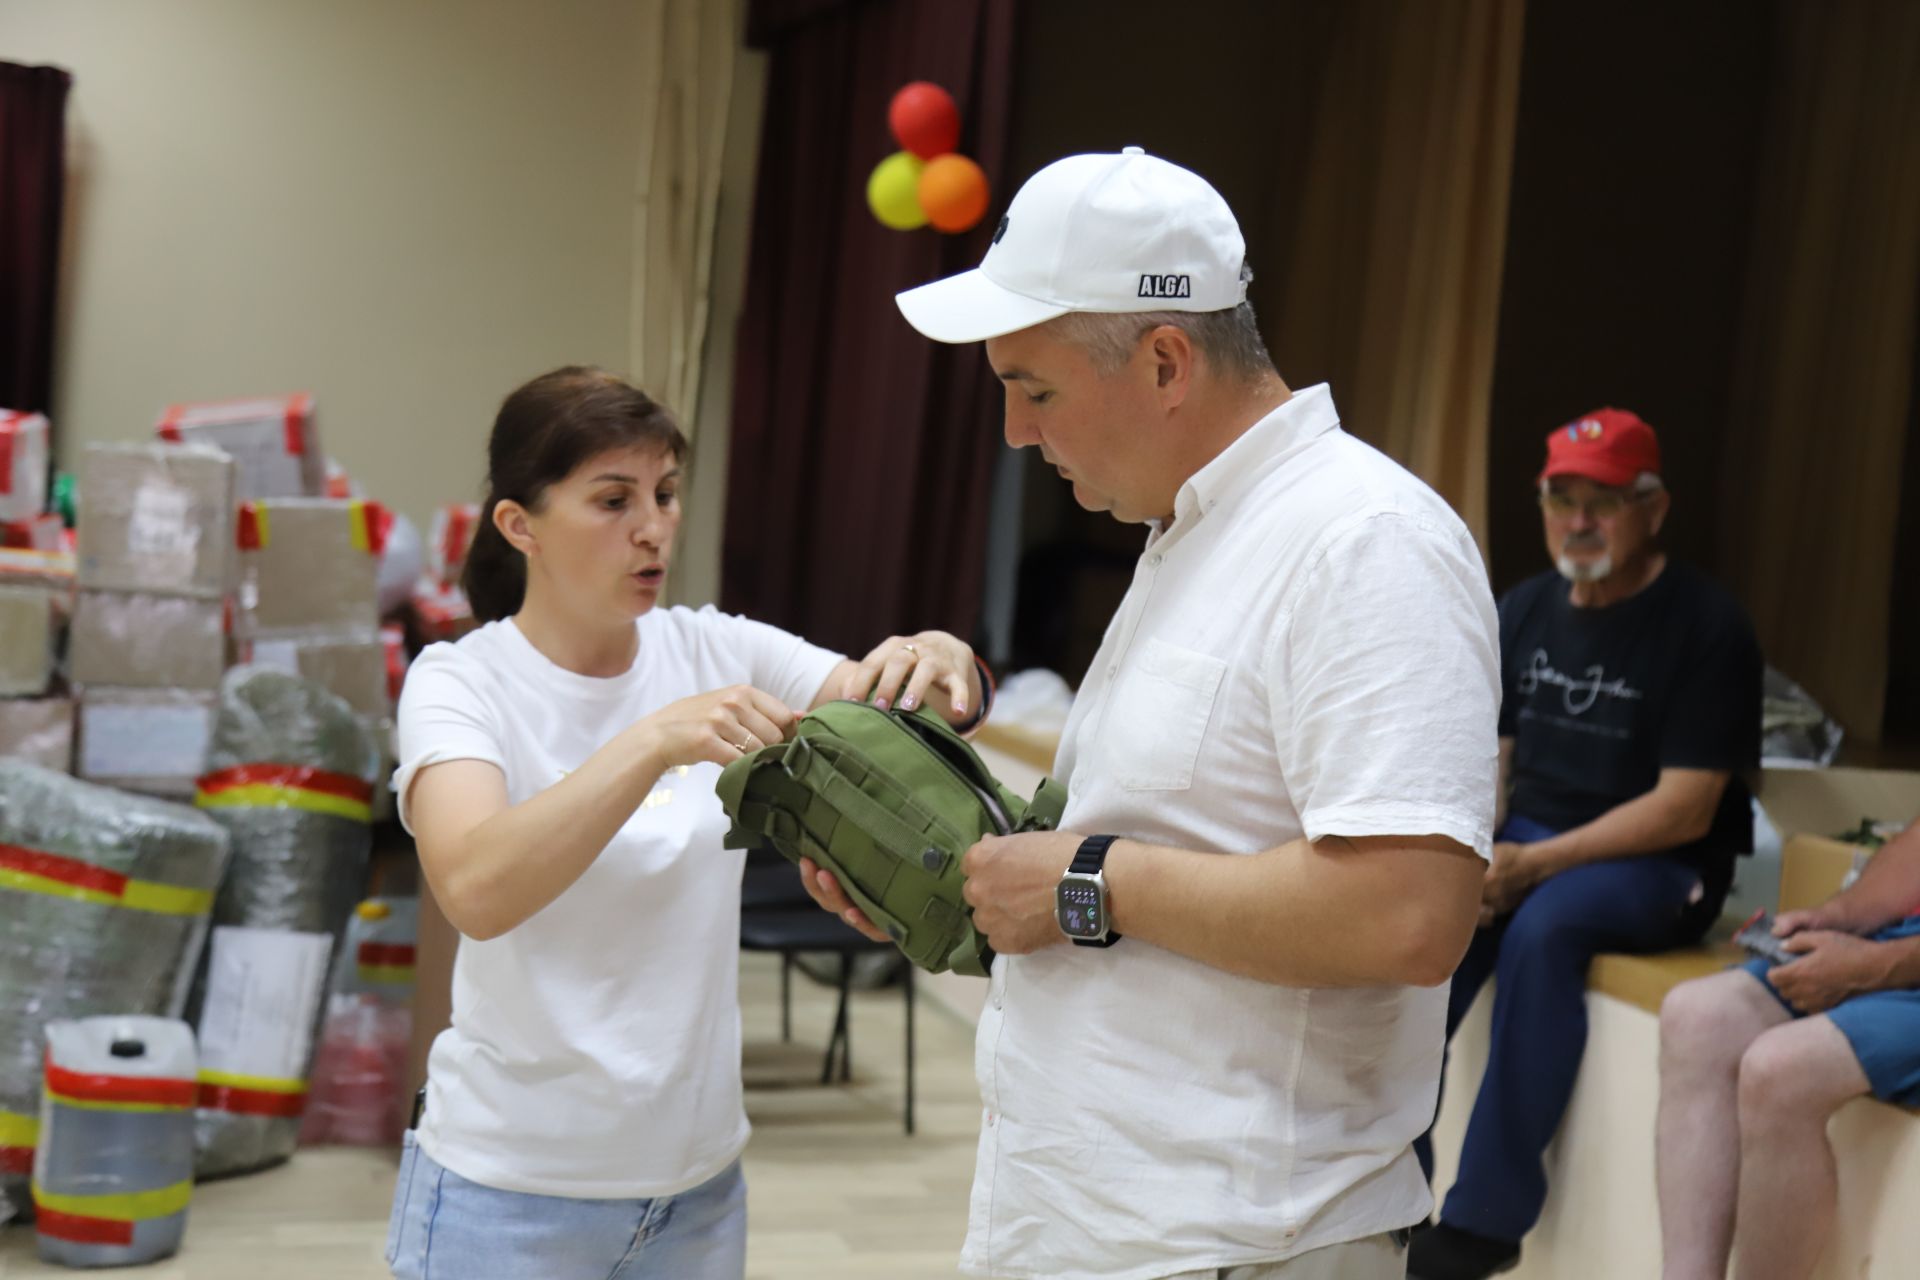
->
[1069,835,1121,947]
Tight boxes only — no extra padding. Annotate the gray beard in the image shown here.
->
[1557,553,1614,583]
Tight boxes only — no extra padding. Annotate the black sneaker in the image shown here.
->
[1406,1221,1521,1280]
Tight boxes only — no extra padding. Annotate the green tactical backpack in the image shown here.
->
[715,702,1067,977]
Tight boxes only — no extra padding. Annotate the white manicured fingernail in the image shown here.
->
[900,694,917,711]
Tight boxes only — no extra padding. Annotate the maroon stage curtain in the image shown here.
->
[723,0,1018,658]
[0,61,71,421]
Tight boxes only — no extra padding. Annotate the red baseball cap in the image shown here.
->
[1539,408,1662,487]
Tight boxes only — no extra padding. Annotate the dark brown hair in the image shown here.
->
[463,366,688,623]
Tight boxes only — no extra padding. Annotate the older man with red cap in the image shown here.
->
[1408,410,1762,1280]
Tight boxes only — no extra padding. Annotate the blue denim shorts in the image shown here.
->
[1742,914,1920,1107]
[386,1131,747,1280]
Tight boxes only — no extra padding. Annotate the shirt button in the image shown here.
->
[1148,553,1162,567]
[1107,665,1118,679]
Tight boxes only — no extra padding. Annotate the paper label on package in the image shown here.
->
[129,480,199,556]
[81,702,213,779]
[196,926,334,1081]
[249,638,301,674]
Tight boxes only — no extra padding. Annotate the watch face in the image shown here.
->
[1056,879,1104,939]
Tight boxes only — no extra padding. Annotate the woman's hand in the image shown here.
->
[835,631,980,724]
[639,685,799,769]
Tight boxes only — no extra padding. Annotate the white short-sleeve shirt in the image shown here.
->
[963,385,1500,1279]
[394,605,841,1199]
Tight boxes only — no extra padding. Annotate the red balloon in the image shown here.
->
[889,82,961,160]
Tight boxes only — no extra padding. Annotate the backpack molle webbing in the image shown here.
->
[716,703,1065,978]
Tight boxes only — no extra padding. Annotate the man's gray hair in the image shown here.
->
[1046,262,1275,382]
[1537,470,1665,497]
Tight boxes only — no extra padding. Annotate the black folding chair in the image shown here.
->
[738,850,917,1134]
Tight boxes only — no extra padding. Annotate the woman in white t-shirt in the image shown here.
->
[384,367,986,1279]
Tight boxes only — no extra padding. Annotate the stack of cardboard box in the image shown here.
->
[156,393,323,503]
[157,392,390,720]
[1,411,62,557]
[71,443,238,796]
[412,501,480,642]
[0,411,50,535]
[0,410,73,771]
[237,497,396,808]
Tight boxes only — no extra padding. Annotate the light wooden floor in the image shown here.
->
[0,953,981,1278]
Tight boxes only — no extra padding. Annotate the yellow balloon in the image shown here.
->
[867,151,928,231]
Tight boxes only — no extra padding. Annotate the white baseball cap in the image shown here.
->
[895,147,1247,345]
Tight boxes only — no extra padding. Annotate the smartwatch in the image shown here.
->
[1056,835,1122,948]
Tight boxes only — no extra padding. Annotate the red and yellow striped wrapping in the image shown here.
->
[0,1108,37,1176]
[195,1069,308,1119]
[194,765,373,823]
[358,940,417,986]
[44,1058,197,1112]
[33,1183,194,1247]
[0,843,214,917]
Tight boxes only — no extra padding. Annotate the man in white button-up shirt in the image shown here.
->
[804,149,1500,1280]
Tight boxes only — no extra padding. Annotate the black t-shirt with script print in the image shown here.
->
[1498,561,1762,896]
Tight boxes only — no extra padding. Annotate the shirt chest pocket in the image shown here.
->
[1107,639,1228,791]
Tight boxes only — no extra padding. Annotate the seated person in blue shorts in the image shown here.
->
[1410,409,1762,1280]
[1658,817,1920,1280]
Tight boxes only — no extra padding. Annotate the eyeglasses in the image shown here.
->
[1538,489,1644,520]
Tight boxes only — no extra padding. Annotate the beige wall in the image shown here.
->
[3,0,754,603]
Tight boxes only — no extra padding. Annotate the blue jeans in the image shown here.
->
[386,1131,747,1279]
[1413,816,1721,1242]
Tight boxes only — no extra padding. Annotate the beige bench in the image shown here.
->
[1435,833,1920,1279]
[1588,833,1858,1014]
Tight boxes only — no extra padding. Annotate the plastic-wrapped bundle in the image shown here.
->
[190,666,377,1177]
[34,1017,197,1268]
[0,762,229,1226]
[301,898,419,1147]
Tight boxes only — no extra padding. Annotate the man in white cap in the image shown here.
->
[801,148,1500,1279]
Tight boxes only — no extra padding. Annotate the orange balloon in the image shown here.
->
[917,154,990,234]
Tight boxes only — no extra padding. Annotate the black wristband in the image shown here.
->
[1071,834,1119,875]
[952,655,995,736]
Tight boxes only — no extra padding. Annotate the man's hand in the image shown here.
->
[1773,904,1854,939]
[1769,930,1885,1013]
[961,830,1083,955]
[1482,841,1544,918]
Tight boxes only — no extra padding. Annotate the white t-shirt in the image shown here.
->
[394,605,842,1199]
[962,386,1500,1280]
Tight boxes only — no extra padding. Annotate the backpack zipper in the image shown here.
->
[842,703,1013,836]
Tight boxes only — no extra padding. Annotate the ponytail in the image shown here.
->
[462,496,526,624]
